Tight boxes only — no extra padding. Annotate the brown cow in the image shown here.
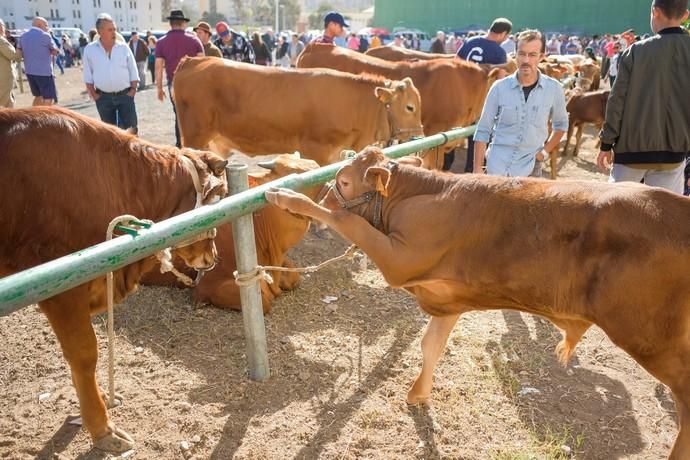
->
[142,153,323,313]
[366,45,452,61]
[172,56,423,165]
[297,43,501,169]
[563,89,610,157]
[0,107,229,453]
[266,146,690,459]
[576,58,601,91]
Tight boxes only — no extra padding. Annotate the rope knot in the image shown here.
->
[233,266,274,287]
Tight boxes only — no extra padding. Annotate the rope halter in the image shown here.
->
[329,160,399,230]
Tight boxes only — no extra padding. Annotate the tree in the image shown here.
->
[308,2,333,30]
[253,0,301,31]
[200,10,228,27]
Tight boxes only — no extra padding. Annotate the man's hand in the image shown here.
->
[157,86,165,102]
[127,88,136,97]
[265,187,318,217]
[597,150,613,171]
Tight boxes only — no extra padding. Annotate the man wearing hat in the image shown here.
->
[213,21,255,63]
[155,9,204,147]
[312,11,348,44]
[193,21,221,58]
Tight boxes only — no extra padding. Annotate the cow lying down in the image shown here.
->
[142,153,323,313]
[0,107,229,453]
[266,146,690,459]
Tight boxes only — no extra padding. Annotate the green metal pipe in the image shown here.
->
[0,126,475,315]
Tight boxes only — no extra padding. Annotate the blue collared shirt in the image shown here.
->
[82,40,139,92]
[475,72,569,177]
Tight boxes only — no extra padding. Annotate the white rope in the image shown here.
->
[104,214,202,409]
[105,215,153,409]
[233,244,359,286]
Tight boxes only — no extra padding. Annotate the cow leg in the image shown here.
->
[548,318,592,366]
[407,313,460,405]
[670,393,690,460]
[573,123,585,157]
[549,147,558,180]
[40,290,134,453]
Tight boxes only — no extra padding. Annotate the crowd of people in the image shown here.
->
[1,0,688,194]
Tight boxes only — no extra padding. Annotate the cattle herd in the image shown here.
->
[0,44,688,459]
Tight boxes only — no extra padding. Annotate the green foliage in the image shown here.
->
[308,2,334,30]
[200,10,228,27]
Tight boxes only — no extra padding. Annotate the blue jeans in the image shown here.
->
[95,93,138,131]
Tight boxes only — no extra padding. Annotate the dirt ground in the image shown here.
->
[0,69,678,459]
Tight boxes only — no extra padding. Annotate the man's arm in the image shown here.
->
[539,83,569,160]
[472,83,500,173]
[598,47,632,170]
[81,47,99,100]
[155,57,166,101]
[125,47,139,96]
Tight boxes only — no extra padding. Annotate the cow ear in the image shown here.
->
[375,87,394,104]
[364,166,391,197]
[401,77,414,89]
[205,155,229,176]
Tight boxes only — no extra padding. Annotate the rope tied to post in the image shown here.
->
[233,244,359,287]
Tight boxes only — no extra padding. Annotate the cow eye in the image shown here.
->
[406,104,415,113]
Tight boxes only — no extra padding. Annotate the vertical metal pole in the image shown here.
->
[274,1,279,33]
[227,164,270,382]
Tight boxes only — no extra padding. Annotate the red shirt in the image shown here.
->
[155,30,203,83]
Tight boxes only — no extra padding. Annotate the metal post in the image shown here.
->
[274,1,279,33]
[227,163,270,382]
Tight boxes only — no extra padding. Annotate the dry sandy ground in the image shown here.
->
[0,69,678,459]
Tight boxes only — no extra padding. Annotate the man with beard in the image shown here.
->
[473,29,568,178]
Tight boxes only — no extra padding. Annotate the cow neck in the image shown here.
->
[378,164,451,230]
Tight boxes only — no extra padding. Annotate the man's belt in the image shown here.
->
[96,88,130,96]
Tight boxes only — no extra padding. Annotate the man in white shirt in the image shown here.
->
[82,13,139,132]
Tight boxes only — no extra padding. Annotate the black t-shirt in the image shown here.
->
[522,78,539,101]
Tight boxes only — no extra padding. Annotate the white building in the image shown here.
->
[0,0,162,32]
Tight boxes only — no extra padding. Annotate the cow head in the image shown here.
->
[576,60,600,91]
[321,146,393,223]
[173,150,229,272]
[374,78,424,144]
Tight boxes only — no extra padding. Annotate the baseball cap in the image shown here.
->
[324,11,349,28]
[215,21,231,38]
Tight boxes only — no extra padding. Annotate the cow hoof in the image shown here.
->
[94,426,134,453]
[406,393,430,406]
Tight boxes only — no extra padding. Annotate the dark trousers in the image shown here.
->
[463,135,477,173]
[148,60,155,84]
[169,84,181,147]
[95,93,137,131]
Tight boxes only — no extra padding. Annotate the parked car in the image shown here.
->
[119,30,168,44]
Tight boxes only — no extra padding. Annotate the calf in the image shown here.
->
[142,153,322,313]
[562,89,609,157]
[0,107,228,453]
[266,146,690,459]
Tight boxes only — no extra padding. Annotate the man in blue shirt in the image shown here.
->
[473,30,568,177]
[17,17,59,106]
[454,18,512,172]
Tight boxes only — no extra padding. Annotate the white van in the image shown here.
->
[393,28,432,52]
[52,27,85,48]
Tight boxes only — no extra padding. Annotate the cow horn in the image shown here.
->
[258,159,277,170]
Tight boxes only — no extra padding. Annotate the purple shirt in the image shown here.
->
[155,30,203,83]
[18,27,57,76]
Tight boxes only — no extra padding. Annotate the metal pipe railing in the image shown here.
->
[0,126,476,315]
